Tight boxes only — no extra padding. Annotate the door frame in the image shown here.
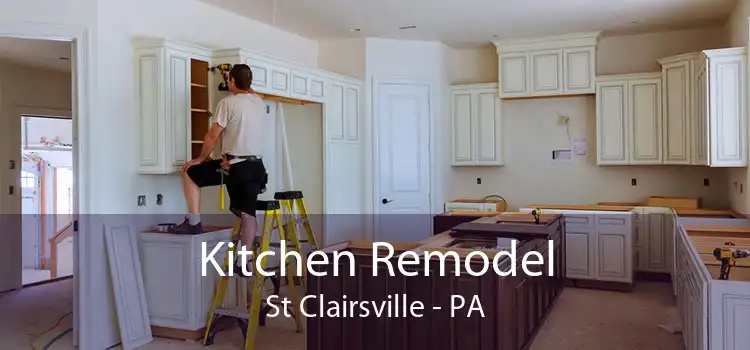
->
[0,20,92,348]
[370,78,437,239]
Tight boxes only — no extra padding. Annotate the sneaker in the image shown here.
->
[168,216,204,235]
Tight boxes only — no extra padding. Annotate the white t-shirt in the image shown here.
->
[214,93,265,160]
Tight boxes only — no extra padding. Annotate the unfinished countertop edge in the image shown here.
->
[522,204,636,212]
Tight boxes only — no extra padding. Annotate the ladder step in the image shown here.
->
[215,308,250,319]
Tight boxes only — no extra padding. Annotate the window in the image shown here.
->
[21,170,36,188]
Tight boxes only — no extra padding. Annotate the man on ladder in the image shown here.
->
[172,63,266,275]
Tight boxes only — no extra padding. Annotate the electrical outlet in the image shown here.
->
[137,195,146,207]
[703,178,710,187]
[557,115,570,125]
[476,177,482,185]
[156,193,163,206]
[631,178,637,186]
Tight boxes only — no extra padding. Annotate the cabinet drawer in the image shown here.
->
[563,213,594,227]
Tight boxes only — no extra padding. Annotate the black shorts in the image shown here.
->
[186,158,267,216]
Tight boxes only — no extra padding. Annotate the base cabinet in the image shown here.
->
[137,228,232,331]
[634,209,673,275]
[520,208,634,284]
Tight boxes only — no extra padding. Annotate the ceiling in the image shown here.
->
[0,37,72,72]
[201,0,736,48]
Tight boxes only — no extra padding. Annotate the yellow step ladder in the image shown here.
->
[202,191,319,350]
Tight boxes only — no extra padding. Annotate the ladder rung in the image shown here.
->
[215,308,250,319]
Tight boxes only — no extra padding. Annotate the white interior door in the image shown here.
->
[21,159,42,269]
[376,82,431,242]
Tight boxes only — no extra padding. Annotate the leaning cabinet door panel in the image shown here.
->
[499,53,529,97]
[451,90,473,164]
[564,47,595,93]
[629,79,662,164]
[475,89,501,164]
[708,54,747,166]
[530,50,563,95]
[662,61,692,164]
[596,81,629,164]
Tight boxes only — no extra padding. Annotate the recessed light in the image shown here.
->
[398,25,417,30]
[349,28,361,32]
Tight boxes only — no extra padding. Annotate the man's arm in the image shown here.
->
[197,123,223,160]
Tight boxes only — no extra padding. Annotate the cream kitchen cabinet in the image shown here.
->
[596,73,663,165]
[519,208,635,284]
[658,47,747,167]
[450,83,503,166]
[134,39,213,174]
[634,207,673,275]
[137,227,232,331]
[494,32,600,99]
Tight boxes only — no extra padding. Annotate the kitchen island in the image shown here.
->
[306,213,566,350]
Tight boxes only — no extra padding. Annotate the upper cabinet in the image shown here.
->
[494,32,601,99]
[136,42,364,175]
[450,83,504,166]
[596,73,663,165]
[134,39,213,174]
[658,48,747,167]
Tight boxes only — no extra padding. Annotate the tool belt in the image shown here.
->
[223,154,262,161]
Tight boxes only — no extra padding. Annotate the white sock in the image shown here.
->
[188,213,201,225]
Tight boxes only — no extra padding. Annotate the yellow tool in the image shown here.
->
[530,208,543,224]
[713,242,750,280]
[203,191,320,350]
[210,63,234,91]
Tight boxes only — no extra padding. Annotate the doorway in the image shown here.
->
[374,81,432,242]
[21,115,74,286]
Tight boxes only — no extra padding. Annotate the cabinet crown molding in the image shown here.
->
[212,47,362,86]
[493,31,601,53]
[132,38,213,60]
[596,72,661,82]
[657,52,703,65]
[702,46,747,58]
[450,82,498,90]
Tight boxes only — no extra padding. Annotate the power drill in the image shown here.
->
[713,242,750,280]
[530,209,542,225]
[210,63,234,91]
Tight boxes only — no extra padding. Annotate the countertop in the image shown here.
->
[522,204,745,217]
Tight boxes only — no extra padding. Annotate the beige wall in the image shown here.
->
[281,103,324,215]
[726,0,750,214]
[0,61,72,214]
[446,27,733,210]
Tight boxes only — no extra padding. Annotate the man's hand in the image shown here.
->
[182,157,206,172]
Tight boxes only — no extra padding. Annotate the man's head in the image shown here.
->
[228,64,253,93]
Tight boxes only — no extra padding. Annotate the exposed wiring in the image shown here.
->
[29,311,72,350]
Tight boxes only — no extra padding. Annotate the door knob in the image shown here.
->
[382,198,393,204]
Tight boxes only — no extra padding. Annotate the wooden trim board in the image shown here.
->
[104,223,153,349]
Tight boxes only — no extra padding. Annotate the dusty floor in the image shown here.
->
[2,279,683,350]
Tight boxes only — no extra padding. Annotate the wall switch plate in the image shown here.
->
[631,178,637,186]
[156,193,163,206]
[137,195,146,206]
[476,177,482,185]
[8,160,15,170]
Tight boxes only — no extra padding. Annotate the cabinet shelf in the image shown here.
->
[190,83,207,88]
[190,108,209,113]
